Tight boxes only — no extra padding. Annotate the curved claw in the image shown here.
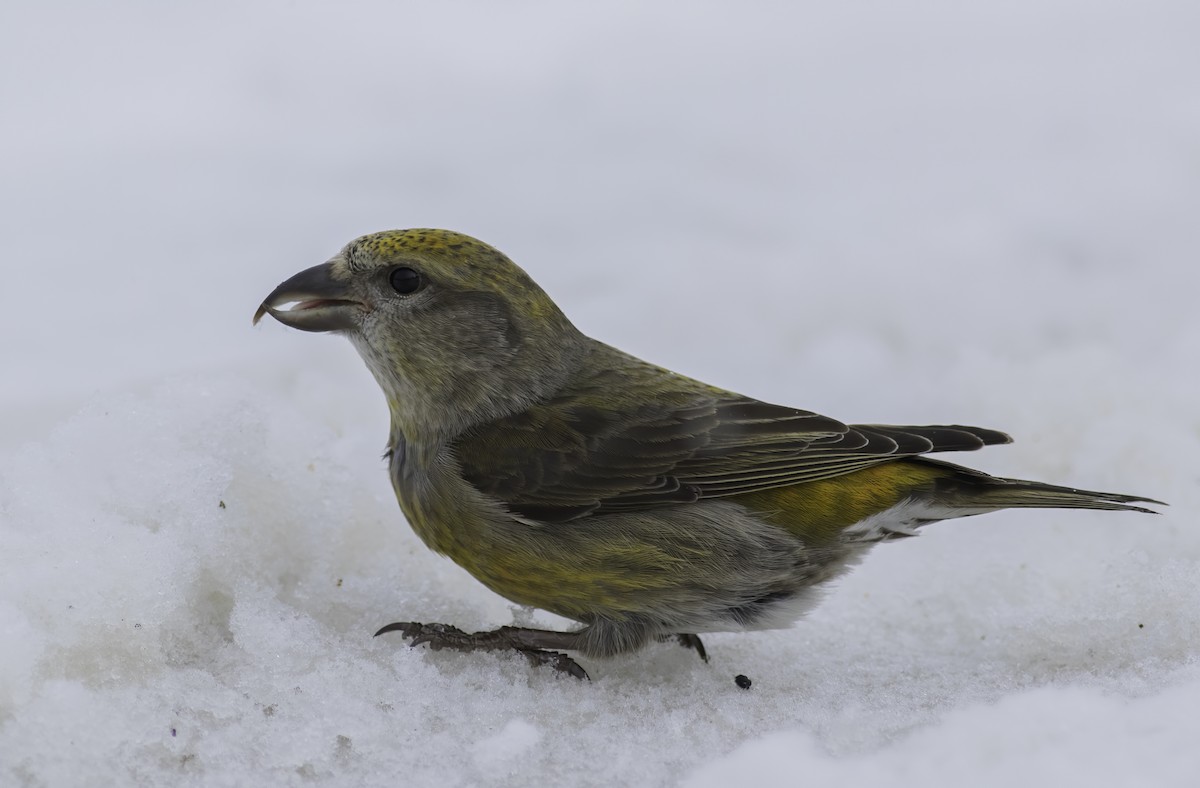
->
[521,649,590,680]
[374,621,424,638]
[661,633,709,662]
[375,621,473,650]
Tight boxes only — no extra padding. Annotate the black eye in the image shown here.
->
[389,267,422,294]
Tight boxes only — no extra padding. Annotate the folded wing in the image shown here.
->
[454,365,1010,523]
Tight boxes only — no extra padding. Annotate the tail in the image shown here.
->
[920,458,1165,515]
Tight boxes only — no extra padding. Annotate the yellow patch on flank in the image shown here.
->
[732,461,948,545]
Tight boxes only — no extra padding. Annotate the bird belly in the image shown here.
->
[415,488,870,635]
[390,450,933,637]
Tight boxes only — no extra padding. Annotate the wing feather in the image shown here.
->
[454,358,1010,522]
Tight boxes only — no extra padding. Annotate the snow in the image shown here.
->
[2,1,1198,786]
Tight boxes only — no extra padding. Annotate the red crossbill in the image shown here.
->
[255,229,1161,679]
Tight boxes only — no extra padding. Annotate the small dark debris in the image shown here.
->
[735,674,752,690]
[1138,623,1144,629]
[263,704,277,717]
[336,578,343,588]
[171,728,176,737]
[218,500,226,509]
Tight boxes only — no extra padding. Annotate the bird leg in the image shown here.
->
[374,621,590,680]
[660,633,709,662]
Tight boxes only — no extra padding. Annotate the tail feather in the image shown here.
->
[918,458,1165,515]
[957,481,1163,514]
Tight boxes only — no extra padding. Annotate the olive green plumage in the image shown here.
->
[255,229,1161,676]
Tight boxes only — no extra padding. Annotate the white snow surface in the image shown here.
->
[2,2,1198,786]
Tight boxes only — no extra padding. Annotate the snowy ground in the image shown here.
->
[2,2,1198,786]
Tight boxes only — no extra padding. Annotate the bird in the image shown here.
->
[254,228,1162,680]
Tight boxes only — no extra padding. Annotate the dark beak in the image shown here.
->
[253,262,363,333]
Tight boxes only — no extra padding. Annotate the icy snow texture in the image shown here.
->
[2,1,1198,786]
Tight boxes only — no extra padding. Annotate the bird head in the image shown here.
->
[255,229,585,441]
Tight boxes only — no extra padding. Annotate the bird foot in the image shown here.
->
[375,621,590,680]
[660,633,709,662]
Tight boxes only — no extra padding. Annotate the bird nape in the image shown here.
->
[255,228,1164,680]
